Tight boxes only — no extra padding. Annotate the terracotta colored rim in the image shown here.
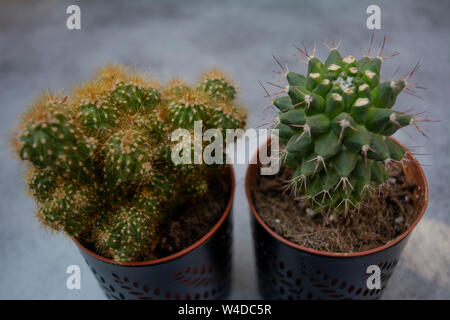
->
[245,138,429,258]
[73,165,235,266]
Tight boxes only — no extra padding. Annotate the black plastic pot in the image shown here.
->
[245,140,428,300]
[73,166,234,300]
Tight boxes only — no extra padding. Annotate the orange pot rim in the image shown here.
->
[72,165,235,266]
[245,138,429,258]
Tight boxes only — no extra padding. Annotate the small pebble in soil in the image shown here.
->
[306,208,315,217]
[395,216,405,224]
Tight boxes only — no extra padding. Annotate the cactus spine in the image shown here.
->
[270,39,423,214]
[14,64,246,262]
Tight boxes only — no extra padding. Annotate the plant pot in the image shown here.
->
[245,139,428,300]
[73,165,235,300]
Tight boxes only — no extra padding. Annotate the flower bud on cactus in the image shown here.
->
[271,42,421,213]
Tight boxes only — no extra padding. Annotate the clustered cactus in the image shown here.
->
[13,64,246,262]
[270,39,424,213]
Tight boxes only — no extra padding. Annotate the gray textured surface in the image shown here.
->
[0,0,449,299]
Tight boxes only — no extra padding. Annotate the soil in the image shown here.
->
[250,163,418,253]
[153,169,230,258]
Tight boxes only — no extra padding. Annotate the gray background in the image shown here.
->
[0,0,449,299]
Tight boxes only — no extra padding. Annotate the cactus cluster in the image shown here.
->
[270,40,423,213]
[14,64,246,262]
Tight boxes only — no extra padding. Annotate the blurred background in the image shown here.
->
[0,0,449,299]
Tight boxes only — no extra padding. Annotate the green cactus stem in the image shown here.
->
[13,64,247,262]
[37,182,98,236]
[269,40,423,214]
[103,128,155,187]
[17,98,96,182]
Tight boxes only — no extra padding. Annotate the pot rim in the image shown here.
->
[72,165,235,266]
[245,138,429,258]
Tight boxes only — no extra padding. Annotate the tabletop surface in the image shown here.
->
[0,0,449,299]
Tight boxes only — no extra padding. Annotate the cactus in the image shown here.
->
[13,64,246,262]
[17,96,97,182]
[99,206,161,262]
[269,39,424,214]
[27,168,57,202]
[37,182,98,236]
[199,68,237,102]
[103,128,155,187]
[169,91,207,129]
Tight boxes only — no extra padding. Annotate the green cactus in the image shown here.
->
[27,168,56,202]
[100,206,160,262]
[76,99,119,136]
[164,78,191,100]
[13,64,246,262]
[17,99,96,182]
[198,68,237,102]
[37,182,98,236]
[103,128,155,187]
[271,41,422,214]
[169,97,207,129]
[109,81,161,113]
[208,102,245,132]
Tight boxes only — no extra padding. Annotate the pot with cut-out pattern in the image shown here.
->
[245,140,428,300]
[73,166,235,300]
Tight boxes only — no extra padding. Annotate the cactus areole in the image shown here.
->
[14,64,246,263]
[271,43,424,214]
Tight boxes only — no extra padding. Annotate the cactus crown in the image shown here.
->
[13,64,246,262]
[271,40,423,214]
